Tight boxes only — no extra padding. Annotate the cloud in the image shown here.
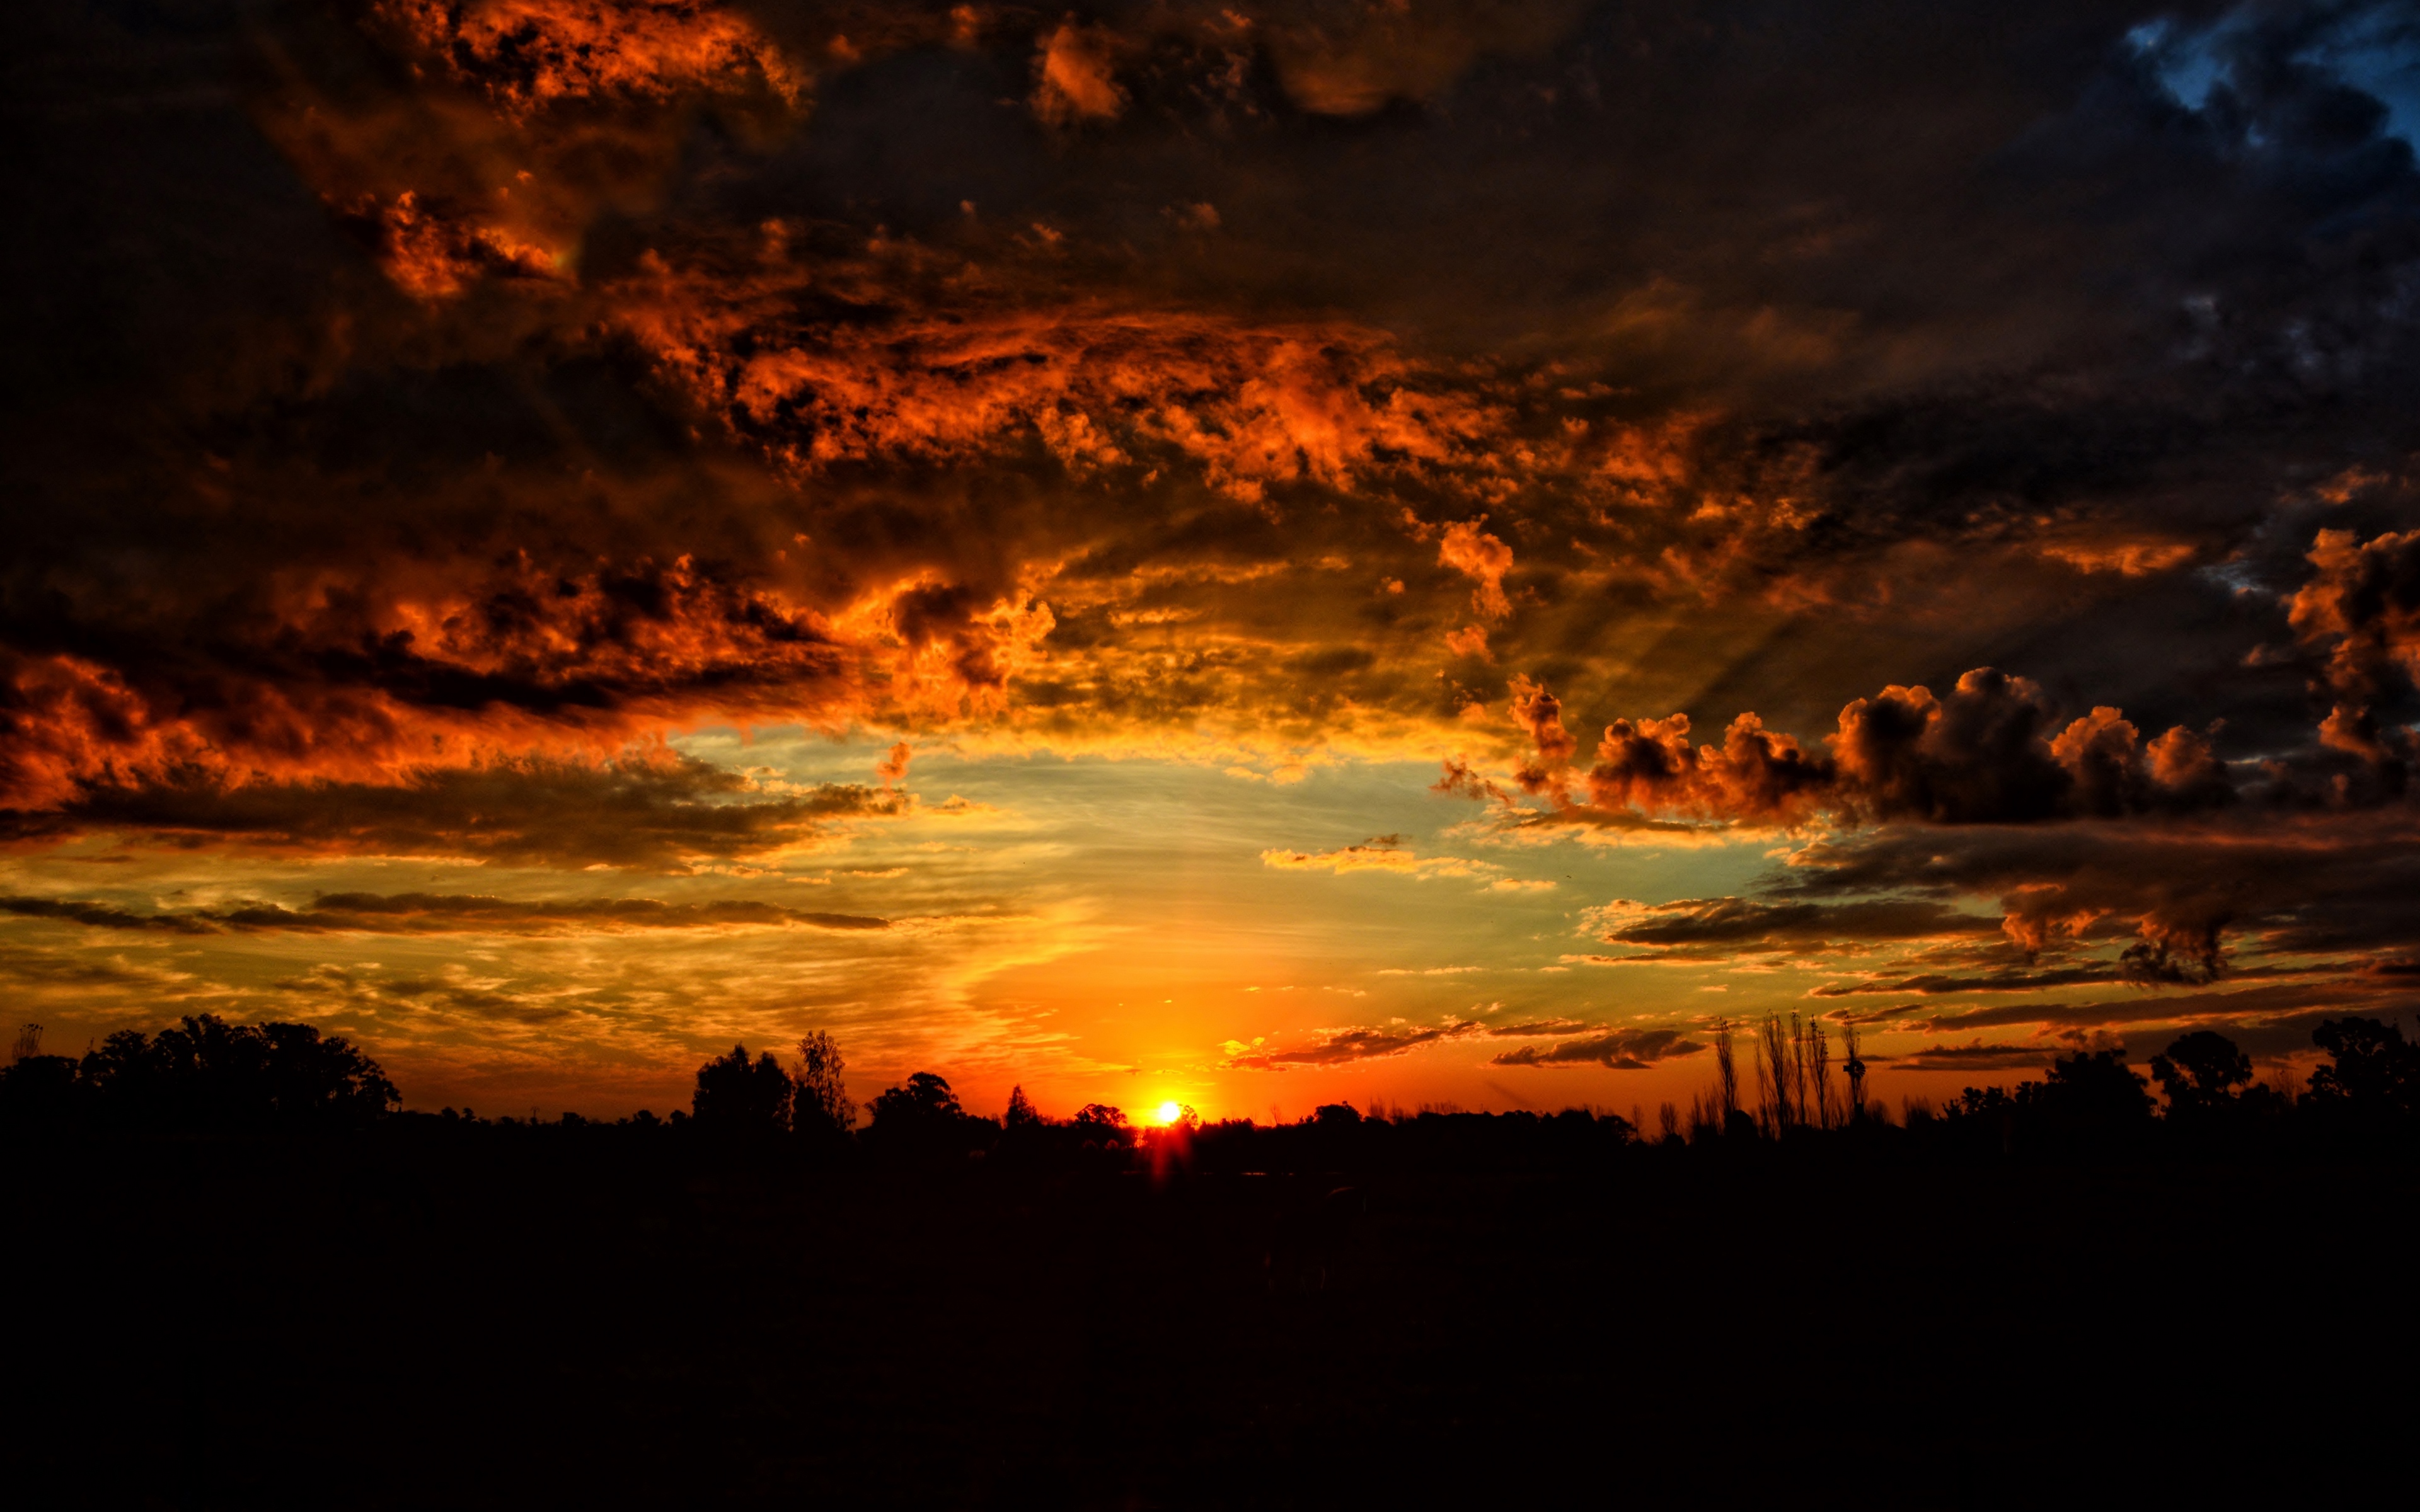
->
[381,0,804,114]
[0,889,888,937]
[1772,809,2420,1002]
[2289,527,2420,784]
[1032,21,1127,125]
[2293,527,2420,698]
[1585,896,1997,955]
[0,554,860,812]
[33,0,2419,799]
[1250,0,1596,115]
[232,891,887,936]
[1221,1017,1487,1068]
[1885,1041,2065,1073]
[1564,669,2242,829]
[3,755,904,871]
[1482,1017,1601,1038]
[1809,966,2121,997]
[16,0,2420,813]
[1489,1026,1703,1070]
[0,895,217,935]
[15,0,2420,1099]
[1260,840,1490,880]
[1439,519,1515,622]
[1506,677,1578,798]
[1221,1009,1617,1068]
[0,944,204,994]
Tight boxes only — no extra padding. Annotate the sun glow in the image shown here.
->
[1156,1100,1183,1125]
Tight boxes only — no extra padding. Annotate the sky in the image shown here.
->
[7,0,2420,1121]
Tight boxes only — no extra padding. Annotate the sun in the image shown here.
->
[1156,1100,1183,1125]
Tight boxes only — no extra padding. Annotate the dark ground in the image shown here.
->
[9,1138,2415,1507]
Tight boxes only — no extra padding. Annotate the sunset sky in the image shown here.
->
[8,0,2420,1120]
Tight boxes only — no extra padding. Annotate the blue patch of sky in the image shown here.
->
[2128,15,2231,113]
[2312,5,2420,144]
[2128,4,2420,146]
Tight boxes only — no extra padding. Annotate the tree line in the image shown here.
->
[1667,1012,2420,1157]
[3,1012,2416,1165]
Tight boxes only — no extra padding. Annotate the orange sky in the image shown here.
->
[7,0,2420,1118]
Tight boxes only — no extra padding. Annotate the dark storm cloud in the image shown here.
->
[1763,810,2420,1007]
[1489,1027,1703,1070]
[0,895,217,935]
[1552,784,2420,1026]
[1810,966,2126,997]
[1220,1011,1607,1067]
[1487,666,2245,833]
[0,945,200,992]
[229,891,888,934]
[1,756,902,871]
[0,889,888,937]
[1222,1017,1489,1067]
[12,0,2420,788]
[1862,985,2372,1040]
[1589,896,1998,956]
[1884,1042,2065,1072]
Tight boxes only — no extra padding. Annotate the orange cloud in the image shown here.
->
[1506,677,1576,798]
[2036,539,2198,577]
[2291,527,2420,699]
[379,0,802,113]
[1253,0,1596,115]
[1449,668,2240,832]
[1033,22,1126,124]
[0,551,866,815]
[360,190,563,301]
[1438,518,1514,621]
[619,247,1516,500]
[1259,840,1489,879]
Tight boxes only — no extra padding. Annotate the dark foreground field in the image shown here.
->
[11,1138,2416,1507]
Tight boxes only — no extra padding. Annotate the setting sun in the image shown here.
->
[1156,1101,1183,1125]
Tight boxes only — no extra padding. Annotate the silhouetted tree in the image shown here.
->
[1841,1019,1868,1123]
[1073,1103,1127,1137]
[865,1071,987,1160]
[2036,1049,2152,1121]
[74,1014,396,1132]
[691,1045,793,1135]
[1945,1082,2022,1155]
[1952,1085,2019,1118]
[2150,1031,2254,1117]
[871,1071,962,1125]
[993,1083,1052,1163]
[793,1031,852,1138]
[1939,1050,2153,1154]
[1756,1013,1794,1137]
[0,1050,84,1131]
[2307,1017,2420,1119]
[1313,1102,1361,1126]
[1790,1013,1810,1129]
[1712,1017,1739,1128]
